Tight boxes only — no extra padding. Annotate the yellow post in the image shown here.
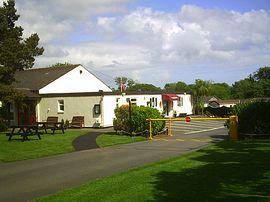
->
[168,118,172,136]
[229,115,238,141]
[149,119,153,140]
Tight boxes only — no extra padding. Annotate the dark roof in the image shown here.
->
[13,64,80,90]
[19,89,41,100]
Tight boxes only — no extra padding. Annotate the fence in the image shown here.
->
[147,115,238,141]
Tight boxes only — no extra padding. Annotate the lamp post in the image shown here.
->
[128,100,133,136]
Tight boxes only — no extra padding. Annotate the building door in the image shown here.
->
[18,101,36,125]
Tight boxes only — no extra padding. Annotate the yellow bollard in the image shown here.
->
[168,118,172,136]
[149,119,153,140]
[229,115,238,141]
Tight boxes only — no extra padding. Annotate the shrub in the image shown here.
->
[230,100,270,134]
[113,105,165,136]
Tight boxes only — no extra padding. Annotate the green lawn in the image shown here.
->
[35,139,270,202]
[96,132,147,147]
[0,129,90,162]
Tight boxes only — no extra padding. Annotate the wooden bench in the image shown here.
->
[47,116,58,123]
[70,116,84,128]
[6,125,42,141]
[37,116,65,134]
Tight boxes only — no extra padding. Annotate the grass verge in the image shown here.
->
[0,129,89,162]
[35,139,270,202]
[96,132,147,148]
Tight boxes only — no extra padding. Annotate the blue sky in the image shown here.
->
[3,0,270,88]
[132,0,270,13]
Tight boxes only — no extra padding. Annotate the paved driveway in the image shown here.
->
[0,127,228,202]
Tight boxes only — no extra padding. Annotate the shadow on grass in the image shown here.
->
[152,140,270,202]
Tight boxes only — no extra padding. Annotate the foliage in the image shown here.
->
[230,100,270,134]
[0,0,44,85]
[128,83,162,92]
[114,77,138,91]
[232,78,263,99]
[209,83,232,99]
[113,105,165,136]
[164,81,191,92]
[0,84,25,103]
[0,85,25,123]
[232,67,270,99]
[0,121,8,132]
[193,79,211,114]
[49,62,73,68]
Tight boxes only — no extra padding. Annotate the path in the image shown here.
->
[0,128,228,202]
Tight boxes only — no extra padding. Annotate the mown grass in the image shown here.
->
[35,139,270,202]
[96,132,147,148]
[0,129,90,162]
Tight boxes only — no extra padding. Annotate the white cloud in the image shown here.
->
[4,1,270,86]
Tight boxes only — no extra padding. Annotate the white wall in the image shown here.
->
[39,65,112,94]
[174,94,193,115]
[102,94,163,127]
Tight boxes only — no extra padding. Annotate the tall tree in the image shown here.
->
[253,67,270,81]
[0,0,44,85]
[253,67,270,97]
[232,67,270,99]
[114,77,128,91]
[193,79,211,114]
[114,77,137,91]
[0,0,43,124]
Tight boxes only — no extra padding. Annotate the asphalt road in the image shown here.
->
[0,127,228,202]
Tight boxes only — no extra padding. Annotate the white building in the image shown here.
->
[12,64,193,127]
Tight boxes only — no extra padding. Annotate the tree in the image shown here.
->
[128,83,162,92]
[193,79,211,114]
[0,0,44,85]
[209,83,232,99]
[253,67,270,81]
[49,62,73,68]
[231,67,270,99]
[232,78,263,99]
[114,77,138,91]
[0,0,43,124]
[164,81,191,92]
[114,77,128,91]
[253,67,270,97]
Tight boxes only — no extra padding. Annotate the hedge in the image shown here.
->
[230,100,270,134]
[113,105,165,136]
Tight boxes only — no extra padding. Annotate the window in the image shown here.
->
[149,97,157,107]
[177,97,183,107]
[130,98,137,106]
[9,103,14,121]
[58,100,64,113]
[94,104,101,114]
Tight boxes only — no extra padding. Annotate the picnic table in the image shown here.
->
[6,125,42,141]
[36,121,65,134]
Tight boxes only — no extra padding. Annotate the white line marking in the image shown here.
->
[184,126,225,134]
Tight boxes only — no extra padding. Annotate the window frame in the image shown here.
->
[58,100,65,113]
[177,97,183,107]
[94,104,101,115]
